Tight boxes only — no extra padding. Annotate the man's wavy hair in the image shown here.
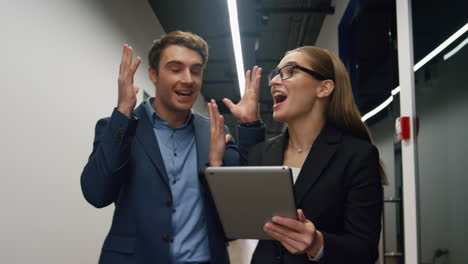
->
[148,31,208,73]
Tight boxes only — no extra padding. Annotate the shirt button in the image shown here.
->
[165,199,172,207]
[172,209,176,213]
[173,152,177,157]
[172,180,177,185]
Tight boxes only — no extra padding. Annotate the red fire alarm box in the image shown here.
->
[396,116,411,141]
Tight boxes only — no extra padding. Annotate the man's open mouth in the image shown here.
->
[175,90,193,97]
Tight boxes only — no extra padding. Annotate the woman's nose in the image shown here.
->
[269,74,281,87]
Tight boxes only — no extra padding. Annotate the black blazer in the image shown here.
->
[249,124,383,264]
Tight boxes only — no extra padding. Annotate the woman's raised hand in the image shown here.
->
[223,66,262,123]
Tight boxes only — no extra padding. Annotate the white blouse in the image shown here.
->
[291,167,301,184]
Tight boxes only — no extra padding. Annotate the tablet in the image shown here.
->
[204,166,297,240]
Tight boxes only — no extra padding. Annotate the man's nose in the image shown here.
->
[181,69,193,84]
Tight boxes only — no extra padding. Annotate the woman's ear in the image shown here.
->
[317,80,335,98]
[148,67,158,84]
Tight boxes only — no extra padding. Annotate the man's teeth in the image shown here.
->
[176,91,192,96]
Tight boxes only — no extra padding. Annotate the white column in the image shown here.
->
[395,0,420,263]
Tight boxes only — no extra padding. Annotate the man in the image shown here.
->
[81,31,264,264]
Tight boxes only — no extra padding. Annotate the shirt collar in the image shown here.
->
[144,97,194,129]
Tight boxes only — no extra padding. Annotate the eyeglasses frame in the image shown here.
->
[268,64,329,83]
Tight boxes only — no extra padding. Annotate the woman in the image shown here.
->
[208,46,384,263]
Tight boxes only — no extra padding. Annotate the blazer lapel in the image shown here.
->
[133,103,170,187]
[294,124,341,206]
[262,131,288,166]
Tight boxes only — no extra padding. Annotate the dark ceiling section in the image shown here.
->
[148,0,333,136]
[339,0,398,125]
[147,0,468,133]
[354,0,398,121]
[412,0,467,63]
[254,0,333,105]
[340,0,467,125]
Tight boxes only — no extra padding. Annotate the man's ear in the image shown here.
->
[317,80,335,98]
[148,67,158,84]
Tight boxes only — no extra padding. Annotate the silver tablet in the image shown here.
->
[204,166,297,240]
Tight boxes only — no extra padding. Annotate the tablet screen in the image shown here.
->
[204,166,297,240]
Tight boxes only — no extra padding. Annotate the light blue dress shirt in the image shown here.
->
[144,98,210,263]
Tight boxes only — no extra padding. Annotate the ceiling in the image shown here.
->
[148,0,333,136]
[147,0,467,134]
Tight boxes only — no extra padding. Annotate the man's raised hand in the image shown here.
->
[117,44,141,117]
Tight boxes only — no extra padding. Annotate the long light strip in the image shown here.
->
[361,96,394,121]
[362,23,468,122]
[227,0,246,97]
[413,23,468,71]
[443,37,468,61]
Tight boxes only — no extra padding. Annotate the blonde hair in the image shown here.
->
[287,46,388,185]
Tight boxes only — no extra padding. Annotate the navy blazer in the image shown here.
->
[249,124,383,264]
[81,102,265,264]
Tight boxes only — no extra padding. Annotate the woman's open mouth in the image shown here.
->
[273,91,287,109]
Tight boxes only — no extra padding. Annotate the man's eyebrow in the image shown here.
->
[166,60,183,66]
[165,60,203,68]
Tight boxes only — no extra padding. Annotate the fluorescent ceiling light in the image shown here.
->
[414,23,468,71]
[443,37,468,61]
[227,0,246,97]
[391,86,401,96]
[361,96,394,122]
[362,23,468,122]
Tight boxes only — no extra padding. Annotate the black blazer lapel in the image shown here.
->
[133,103,170,187]
[294,124,341,206]
[262,131,288,166]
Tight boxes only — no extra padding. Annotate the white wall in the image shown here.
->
[0,1,165,263]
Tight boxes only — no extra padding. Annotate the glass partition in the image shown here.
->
[411,1,468,263]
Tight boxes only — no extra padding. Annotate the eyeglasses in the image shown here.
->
[267,64,328,83]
